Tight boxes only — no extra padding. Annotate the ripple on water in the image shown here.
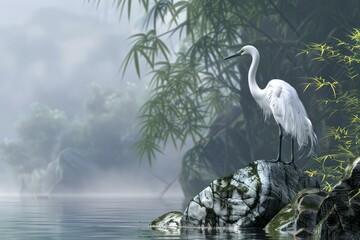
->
[0,197,273,239]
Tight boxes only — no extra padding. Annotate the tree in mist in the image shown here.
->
[0,83,143,173]
[91,0,360,195]
[0,104,68,172]
[61,83,142,169]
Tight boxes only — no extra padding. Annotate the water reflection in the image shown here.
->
[149,226,272,240]
[0,196,275,239]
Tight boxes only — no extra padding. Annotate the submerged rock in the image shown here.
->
[266,157,360,239]
[180,160,319,228]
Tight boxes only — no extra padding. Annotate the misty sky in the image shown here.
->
[0,1,184,197]
[0,1,141,139]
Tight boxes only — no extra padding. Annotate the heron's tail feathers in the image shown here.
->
[307,118,317,148]
[298,118,317,158]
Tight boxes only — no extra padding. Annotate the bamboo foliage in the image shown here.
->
[302,29,360,190]
[89,0,360,168]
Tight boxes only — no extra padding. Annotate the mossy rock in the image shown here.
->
[316,157,360,239]
[265,188,327,238]
[150,211,182,230]
[181,160,319,228]
[266,157,360,239]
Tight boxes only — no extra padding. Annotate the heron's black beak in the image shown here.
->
[223,52,241,61]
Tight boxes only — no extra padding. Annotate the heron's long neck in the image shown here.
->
[248,50,263,100]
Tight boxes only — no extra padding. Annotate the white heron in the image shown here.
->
[224,45,316,163]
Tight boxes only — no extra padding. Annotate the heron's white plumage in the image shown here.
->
[259,79,316,149]
[240,45,317,152]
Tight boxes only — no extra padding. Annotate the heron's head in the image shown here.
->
[223,45,254,60]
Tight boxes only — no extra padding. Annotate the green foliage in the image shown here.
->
[96,0,302,163]
[302,29,360,190]
[90,0,360,167]
[121,29,170,78]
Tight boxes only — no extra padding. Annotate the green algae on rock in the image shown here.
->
[150,211,182,230]
[266,157,360,239]
[181,160,319,228]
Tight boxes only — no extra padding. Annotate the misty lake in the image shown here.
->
[0,196,273,239]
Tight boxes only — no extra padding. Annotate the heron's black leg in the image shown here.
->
[290,138,295,163]
[275,124,282,163]
[284,138,297,166]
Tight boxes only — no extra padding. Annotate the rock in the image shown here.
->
[316,157,360,239]
[150,211,182,229]
[295,190,327,234]
[265,188,327,238]
[266,157,360,239]
[180,160,319,228]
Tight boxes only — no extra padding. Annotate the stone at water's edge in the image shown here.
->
[316,157,360,239]
[150,211,182,231]
[265,188,328,238]
[180,160,319,228]
[150,158,360,238]
[266,157,360,239]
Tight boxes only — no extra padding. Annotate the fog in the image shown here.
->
[0,1,185,197]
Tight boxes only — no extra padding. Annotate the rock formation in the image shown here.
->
[266,157,360,239]
[151,159,319,232]
[265,188,328,238]
[151,155,360,239]
[181,160,319,228]
[150,211,182,231]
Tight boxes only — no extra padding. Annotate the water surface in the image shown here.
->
[0,196,272,239]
